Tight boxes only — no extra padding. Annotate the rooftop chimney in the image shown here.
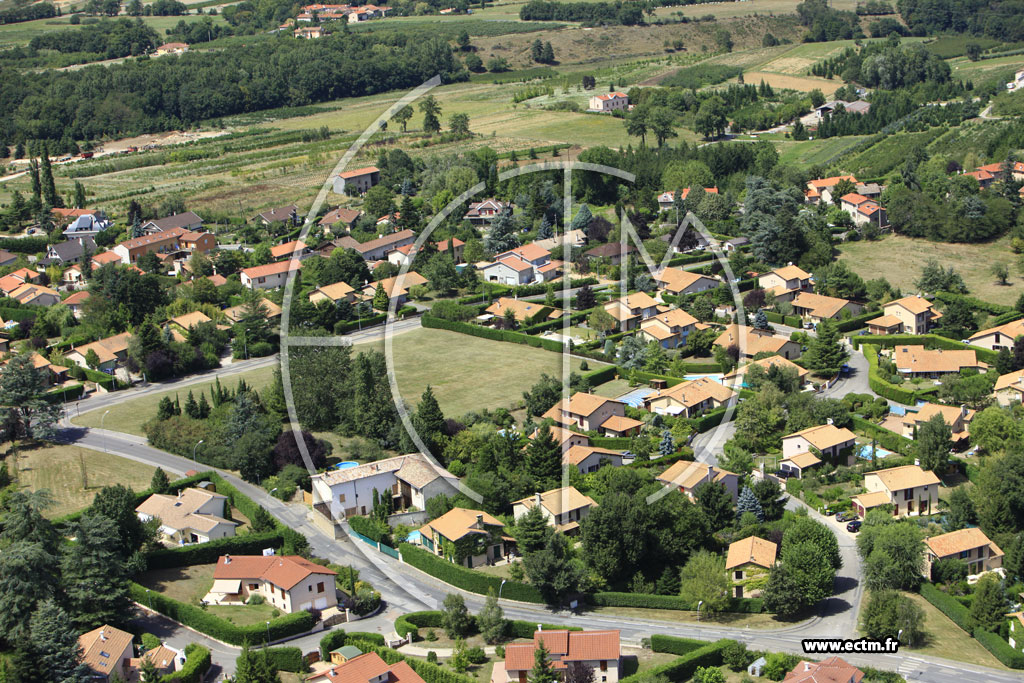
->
[827,418,834,426]
[707,463,714,484]
[476,514,483,525]
[224,555,231,564]
[534,492,543,507]
[961,404,968,417]
[100,631,107,642]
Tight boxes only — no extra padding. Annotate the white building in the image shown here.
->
[136,488,237,545]
[589,92,628,112]
[240,259,302,290]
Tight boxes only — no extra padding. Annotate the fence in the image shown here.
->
[347,526,400,557]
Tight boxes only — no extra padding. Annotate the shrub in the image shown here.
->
[919,583,971,632]
[262,647,306,672]
[465,647,487,664]
[160,645,211,683]
[974,628,1024,668]
[649,635,711,655]
[399,544,543,602]
[141,633,162,651]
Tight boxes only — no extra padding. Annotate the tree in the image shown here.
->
[234,645,279,683]
[522,532,580,605]
[564,662,594,683]
[649,107,678,147]
[0,541,61,642]
[420,95,442,134]
[658,429,675,457]
[450,113,470,136]
[0,353,63,440]
[465,53,483,72]
[693,668,725,683]
[784,517,842,570]
[695,481,733,532]
[587,306,616,336]
[858,521,925,591]
[916,412,951,474]
[624,107,649,145]
[372,284,389,311]
[530,38,544,62]
[150,468,170,494]
[575,284,596,310]
[62,512,132,629]
[30,599,92,683]
[542,42,555,64]
[969,406,1019,456]
[394,105,414,133]
[526,423,562,489]
[139,658,161,683]
[993,262,1010,286]
[931,557,968,584]
[456,30,471,50]
[970,574,1007,632]
[476,588,506,644]
[414,385,446,453]
[942,485,977,531]
[862,589,925,646]
[515,504,553,555]
[803,320,847,371]
[89,483,146,557]
[442,593,473,638]
[752,478,787,521]
[74,181,87,209]
[735,487,764,522]
[679,550,729,614]
[764,541,834,617]
[530,642,557,683]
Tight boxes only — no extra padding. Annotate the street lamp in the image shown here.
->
[100,410,110,453]
[696,600,704,622]
[498,579,507,601]
[897,629,903,643]
[193,439,204,464]
[266,621,271,645]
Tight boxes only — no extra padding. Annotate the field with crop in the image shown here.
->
[0,14,226,49]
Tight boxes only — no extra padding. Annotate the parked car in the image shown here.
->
[836,511,859,522]
[846,520,862,532]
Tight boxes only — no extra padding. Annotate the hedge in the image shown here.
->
[862,344,918,405]
[851,334,999,364]
[919,583,972,632]
[394,611,579,640]
[665,252,712,268]
[581,365,617,385]
[933,291,1012,316]
[160,644,211,683]
[589,593,765,613]
[765,311,802,328]
[590,436,637,448]
[520,310,589,336]
[0,306,37,322]
[347,640,476,683]
[82,367,121,390]
[835,310,881,333]
[619,639,729,683]
[850,416,915,455]
[649,635,712,656]
[42,384,85,403]
[974,627,1024,668]
[992,311,1024,327]
[691,406,731,433]
[335,306,417,334]
[145,532,285,570]
[207,474,309,556]
[54,471,215,527]
[421,315,564,353]
[129,583,315,645]
[348,515,390,544]
[0,237,48,253]
[262,647,306,672]
[399,544,543,603]
[319,630,386,659]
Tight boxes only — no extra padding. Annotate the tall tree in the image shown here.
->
[476,588,506,644]
[89,484,146,557]
[522,533,580,605]
[0,541,61,642]
[0,354,63,441]
[514,504,553,555]
[783,517,842,569]
[916,412,952,474]
[30,599,92,683]
[970,574,1007,632]
[62,512,132,629]
[695,481,733,532]
[442,593,473,638]
[526,423,562,489]
[679,550,729,614]
[413,385,446,453]
[530,642,557,683]
[419,95,442,134]
[803,320,847,371]
[735,487,764,522]
[393,105,414,132]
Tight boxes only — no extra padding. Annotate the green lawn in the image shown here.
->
[775,136,869,167]
[897,592,1006,669]
[0,15,226,49]
[5,442,156,518]
[138,563,281,626]
[591,605,787,629]
[592,378,631,398]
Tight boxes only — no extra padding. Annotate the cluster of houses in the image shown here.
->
[960,159,1024,191]
[296,2,391,23]
[77,624,184,683]
[804,175,888,229]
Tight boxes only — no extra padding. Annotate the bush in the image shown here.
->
[974,628,1024,668]
[141,633,162,651]
[649,635,712,655]
[262,647,306,672]
[319,630,387,659]
[348,515,393,546]
[465,647,487,664]
[919,583,972,632]
[399,544,543,602]
[589,592,764,613]
[160,645,211,683]
[145,532,285,570]
[619,640,729,683]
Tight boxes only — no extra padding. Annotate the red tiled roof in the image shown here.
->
[339,166,379,179]
[241,259,302,279]
[214,555,335,590]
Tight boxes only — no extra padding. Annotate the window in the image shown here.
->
[600,661,607,672]
[904,489,913,501]
[317,582,325,593]
[249,584,258,591]
[339,493,346,503]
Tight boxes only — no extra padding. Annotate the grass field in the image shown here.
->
[898,592,1006,668]
[775,135,868,166]
[837,234,1020,307]
[951,53,1024,87]
[5,443,156,518]
[592,605,788,629]
[0,14,226,49]
[139,563,280,625]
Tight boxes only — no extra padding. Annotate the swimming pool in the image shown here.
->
[617,387,654,407]
[334,461,359,470]
[857,444,892,460]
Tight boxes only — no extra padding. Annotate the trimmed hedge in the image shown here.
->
[589,592,765,613]
[399,544,543,603]
[862,344,917,405]
[850,416,915,455]
[335,306,417,334]
[129,583,314,645]
[145,532,284,570]
[919,583,971,632]
[665,252,712,268]
[590,436,637,448]
[851,334,999,364]
[974,628,1024,668]
[208,474,309,556]
[765,311,802,327]
[160,644,211,683]
[421,315,564,353]
[42,384,85,403]
[82,367,121,390]
[0,306,37,322]
[619,639,729,683]
[0,236,48,253]
[835,310,880,333]
[348,515,390,545]
[692,406,731,433]
[395,611,580,640]
[582,365,617,385]
[319,630,386,659]
[992,311,1024,327]
[262,647,306,672]
[933,291,1012,316]
[649,635,712,656]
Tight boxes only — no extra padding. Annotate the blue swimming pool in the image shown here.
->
[857,444,892,460]
[334,461,359,470]
[617,387,654,407]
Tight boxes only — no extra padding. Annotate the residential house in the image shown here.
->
[0,267,42,295]
[658,229,710,254]
[254,205,300,227]
[654,267,720,297]
[113,227,194,264]
[7,352,69,385]
[341,230,416,261]
[924,528,1003,580]
[240,260,302,290]
[481,244,559,286]
[891,345,986,378]
[169,310,213,336]
[511,486,597,534]
[584,243,636,266]
[155,42,189,54]
[132,645,182,678]
[9,283,60,307]
[603,292,659,331]
[79,625,135,682]
[63,290,91,318]
[723,237,749,252]
[804,175,858,204]
[791,292,863,323]
[140,212,203,234]
[994,368,1024,406]
[839,193,887,228]
[783,658,863,683]
[498,630,621,683]
[333,166,380,195]
[62,211,112,240]
[309,281,357,305]
[902,403,974,444]
[965,168,996,189]
[62,263,87,288]
[657,460,739,503]
[589,91,629,112]
[294,25,323,38]
[542,392,628,432]
[968,318,1024,351]
[643,376,735,417]
[136,488,237,545]
[463,199,509,225]
[318,207,362,232]
[855,182,883,199]
[65,332,132,373]
[92,250,124,268]
[563,445,623,474]
[866,295,941,335]
[655,187,719,211]
[852,465,941,518]
[224,298,282,323]
[726,536,777,598]
[0,249,16,267]
[306,653,424,683]
[713,324,802,360]
[388,238,465,267]
[209,554,337,612]
[270,240,310,261]
[639,308,698,348]
[361,271,428,306]
[310,453,459,520]
[781,423,856,470]
[485,297,563,325]
[723,355,810,385]
[532,425,591,454]
[417,508,510,568]
[757,265,812,302]
[600,413,645,437]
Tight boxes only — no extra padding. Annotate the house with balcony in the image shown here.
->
[923,528,1003,580]
[852,465,940,518]
[512,487,597,534]
[891,346,986,379]
[804,175,858,204]
[726,536,777,598]
[563,445,623,474]
[589,91,628,112]
[135,488,237,545]
[463,200,510,225]
[865,295,942,335]
[791,292,863,323]
[417,508,510,568]
[498,630,621,683]
[713,324,802,361]
[480,244,559,286]
[541,392,640,436]
[240,260,303,290]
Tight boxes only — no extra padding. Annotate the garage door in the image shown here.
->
[315,597,328,609]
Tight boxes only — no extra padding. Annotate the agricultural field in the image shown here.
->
[774,135,868,167]
[950,52,1024,87]
[0,14,226,49]
[837,234,1021,307]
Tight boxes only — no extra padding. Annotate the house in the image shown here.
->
[924,528,1003,580]
[0,249,16,267]
[240,260,302,290]
[791,292,863,323]
[656,187,719,211]
[485,297,563,325]
[79,625,135,682]
[210,554,337,612]
[498,630,621,683]
[839,193,888,228]
[600,413,645,437]
[224,298,282,323]
[723,355,810,385]
[658,229,710,255]
[132,644,182,678]
[388,238,465,267]
[155,42,189,54]
[361,271,428,306]
[603,292,659,331]
[65,332,132,372]
[481,244,558,286]
[866,295,941,335]
[0,267,42,295]
[589,91,628,112]
[463,199,509,225]
[542,392,627,432]
[318,207,362,232]
[643,376,735,417]
[6,352,69,385]
[92,251,124,268]
[309,281,357,305]
[994,368,1024,406]
[140,212,203,234]
[333,166,380,195]
[255,205,300,228]
[136,488,237,545]
[783,657,863,683]
[62,212,112,240]
[327,645,364,666]
[814,100,849,118]
[723,237,748,252]
[804,175,858,204]
[852,465,940,518]
[169,311,213,335]
[654,267,720,297]
[270,240,310,261]
[417,508,510,568]
[968,318,1024,351]
[563,445,622,474]
[63,290,91,318]
[9,283,60,307]
[295,25,323,38]
[584,243,636,265]
[781,423,856,469]
[639,308,698,348]
[310,453,459,520]
[902,403,974,444]
[512,487,597,534]
[726,536,777,598]
[307,653,424,683]
[855,182,884,199]
[713,324,802,360]
[532,425,590,454]
[113,227,199,264]
[62,263,88,287]
[965,168,996,189]
[342,230,416,261]
[891,345,986,378]
[758,265,812,302]
[657,460,739,503]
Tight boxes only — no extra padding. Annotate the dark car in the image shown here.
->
[847,520,862,532]
[836,511,859,522]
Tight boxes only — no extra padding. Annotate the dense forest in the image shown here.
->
[0,33,466,144]
[897,0,1024,41]
[25,18,160,59]
[0,1,57,24]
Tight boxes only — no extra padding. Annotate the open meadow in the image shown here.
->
[0,14,226,49]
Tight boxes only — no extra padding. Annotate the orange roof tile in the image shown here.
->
[725,536,777,570]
